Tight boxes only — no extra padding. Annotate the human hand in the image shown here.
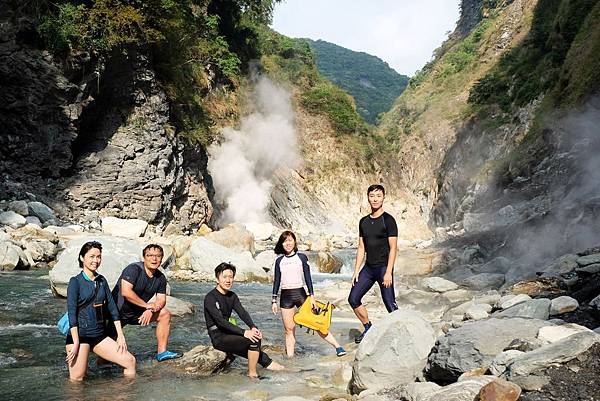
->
[383,272,393,288]
[244,328,261,342]
[351,272,359,286]
[66,342,79,365]
[310,297,317,310]
[138,309,153,326]
[117,335,128,353]
[271,302,278,315]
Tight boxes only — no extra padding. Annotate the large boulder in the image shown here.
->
[422,277,459,292]
[478,379,521,401]
[169,344,230,375]
[255,250,277,273]
[350,310,436,393]
[463,273,505,290]
[495,299,551,320]
[189,237,268,282]
[205,224,255,254]
[147,294,195,317]
[427,318,551,382]
[49,236,143,297]
[244,222,275,241]
[8,200,28,216]
[0,242,21,271]
[419,377,496,401]
[537,323,593,344]
[496,294,531,310]
[549,296,578,315]
[0,211,26,229]
[101,217,148,238]
[396,289,452,322]
[27,202,55,223]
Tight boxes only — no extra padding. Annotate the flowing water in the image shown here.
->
[1,267,357,401]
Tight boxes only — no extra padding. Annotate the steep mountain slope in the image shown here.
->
[380,0,600,269]
[305,39,409,124]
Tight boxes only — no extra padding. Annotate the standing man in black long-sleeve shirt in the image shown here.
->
[203,262,285,378]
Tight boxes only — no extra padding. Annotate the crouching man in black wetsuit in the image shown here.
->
[204,262,285,378]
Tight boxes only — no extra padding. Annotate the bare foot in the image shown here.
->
[266,361,286,371]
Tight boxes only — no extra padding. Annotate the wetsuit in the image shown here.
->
[111,262,167,325]
[272,253,314,309]
[348,212,399,312]
[203,288,272,368]
[66,271,120,348]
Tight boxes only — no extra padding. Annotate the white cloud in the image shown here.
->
[271,0,461,76]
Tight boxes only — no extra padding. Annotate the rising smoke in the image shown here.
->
[208,76,299,224]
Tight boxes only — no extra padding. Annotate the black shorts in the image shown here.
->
[66,333,108,349]
[105,314,140,340]
[209,330,272,368]
[280,288,307,309]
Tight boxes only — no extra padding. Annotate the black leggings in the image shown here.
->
[348,264,398,313]
[210,332,272,368]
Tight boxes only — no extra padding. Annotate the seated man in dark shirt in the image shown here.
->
[204,262,285,378]
[110,244,179,361]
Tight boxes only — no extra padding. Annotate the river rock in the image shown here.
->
[422,277,459,292]
[8,201,28,216]
[576,253,600,266]
[396,289,451,322]
[205,224,255,254]
[473,291,501,306]
[442,289,472,303]
[419,377,496,401]
[576,263,600,274]
[496,294,531,310]
[502,331,600,380]
[49,236,143,296]
[171,344,229,375]
[0,242,21,271]
[25,216,42,226]
[244,222,275,241]
[146,294,195,316]
[549,296,578,315]
[0,211,26,229]
[590,294,600,310]
[350,310,436,393]
[255,250,277,273]
[478,379,521,401]
[503,338,543,352]
[101,217,148,238]
[427,318,550,382]
[537,323,593,343]
[22,238,57,263]
[400,382,441,401]
[495,298,551,320]
[189,237,268,282]
[463,273,505,290]
[316,252,342,274]
[443,265,475,283]
[489,350,524,376]
[464,303,492,321]
[474,257,513,274]
[540,254,578,276]
[27,202,55,223]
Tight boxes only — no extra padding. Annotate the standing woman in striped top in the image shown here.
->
[271,231,346,357]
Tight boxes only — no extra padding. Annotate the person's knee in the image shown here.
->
[158,308,171,321]
[69,374,85,382]
[248,339,261,352]
[125,353,136,370]
[284,325,295,335]
[348,293,362,309]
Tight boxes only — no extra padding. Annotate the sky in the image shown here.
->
[271,0,462,76]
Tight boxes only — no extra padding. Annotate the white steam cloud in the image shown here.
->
[208,76,299,224]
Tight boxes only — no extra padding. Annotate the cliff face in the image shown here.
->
[381,0,600,263]
[0,12,212,233]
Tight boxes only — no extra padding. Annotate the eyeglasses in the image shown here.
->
[145,254,162,259]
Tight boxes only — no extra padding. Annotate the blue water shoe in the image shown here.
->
[336,347,347,357]
[156,351,181,362]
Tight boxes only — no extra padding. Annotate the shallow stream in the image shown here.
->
[1,270,357,401]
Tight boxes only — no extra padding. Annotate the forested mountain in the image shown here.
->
[305,39,409,124]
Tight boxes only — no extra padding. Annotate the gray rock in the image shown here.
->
[350,310,436,393]
[419,377,496,401]
[472,290,501,306]
[443,265,475,283]
[541,254,578,276]
[27,202,55,223]
[464,303,492,321]
[399,382,441,401]
[442,289,472,303]
[427,318,550,382]
[0,211,26,229]
[576,253,600,266]
[254,250,277,273]
[49,236,143,297]
[504,338,543,352]
[395,289,452,322]
[463,273,505,290]
[590,294,600,310]
[489,350,524,376]
[510,374,550,391]
[22,239,57,263]
[576,263,600,274]
[101,217,148,239]
[474,257,513,274]
[170,344,229,375]
[8,201,28,216]
[549,296,578,315]
[189,237,268,283]
[147,294,195,317]
[0,242,21,271]
[537,323,592,343]
[496,294,532,310]
[25,216,42,226]
[422,277,459,292]
[503,332,600,379]
[496,299,551,320]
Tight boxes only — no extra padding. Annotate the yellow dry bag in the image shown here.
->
[293,298,334,336]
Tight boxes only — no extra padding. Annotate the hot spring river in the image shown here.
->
[1,270,358,401]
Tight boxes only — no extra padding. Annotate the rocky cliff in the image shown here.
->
[0,9,212,234]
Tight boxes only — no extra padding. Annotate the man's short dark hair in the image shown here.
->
[215,262,236,278]
[143,244,164,257]
[367,184,385,195]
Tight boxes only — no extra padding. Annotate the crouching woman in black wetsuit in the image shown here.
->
[203,262,285,378]
[65,241,136,381]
